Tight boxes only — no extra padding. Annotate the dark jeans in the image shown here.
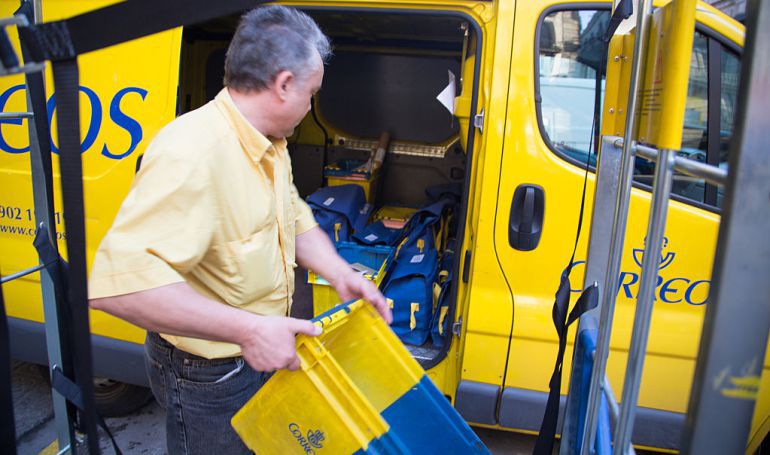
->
[144,332,268,455]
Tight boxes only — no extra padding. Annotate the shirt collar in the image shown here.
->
[214,88,287,164]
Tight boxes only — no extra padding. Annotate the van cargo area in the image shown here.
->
[178,9,478,366]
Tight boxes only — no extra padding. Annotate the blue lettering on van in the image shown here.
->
[0,84,146,159]
[47,86,102,153]
[569,245,711,306]
[0,84,29,153]
[102,87,147,159]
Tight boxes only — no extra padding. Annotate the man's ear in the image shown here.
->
[272,70,294,101]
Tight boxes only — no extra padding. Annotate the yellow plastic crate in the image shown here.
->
[308,242,393,317]
[231,300,489,454]
[373,205,417,229]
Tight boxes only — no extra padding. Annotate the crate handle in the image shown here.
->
[311,299,365,332]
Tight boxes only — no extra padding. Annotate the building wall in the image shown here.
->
[706,0,746,21]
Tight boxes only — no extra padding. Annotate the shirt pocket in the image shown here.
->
[219,222,283,306]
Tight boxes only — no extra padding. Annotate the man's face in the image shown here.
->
[281,52,324,138]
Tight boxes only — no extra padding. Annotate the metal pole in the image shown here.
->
[18,0,76,450]
[0,263,44,283]
[0,111,33,119]
[633,142,727,186]
[581,0,654,452]
[560,136,624,455]
[681,0,770,452]
[614,148,676,453]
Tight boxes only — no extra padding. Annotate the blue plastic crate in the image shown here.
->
[308,242,394,316]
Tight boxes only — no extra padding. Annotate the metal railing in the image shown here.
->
[0,1,77,452]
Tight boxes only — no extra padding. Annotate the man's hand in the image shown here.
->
[296,226,393,324]
[237,316,322,372]
[331,270,392,324]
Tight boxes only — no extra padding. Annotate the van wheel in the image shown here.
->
[37,365,153,417]
[93,377,153,417]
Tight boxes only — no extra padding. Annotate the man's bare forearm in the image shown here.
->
[90,282,257,346]
[91,281,322,371]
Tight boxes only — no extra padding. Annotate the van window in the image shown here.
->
[681,32,709,159]
[537,8,742,210]
[717,46,740,207]
[538,9,610,166]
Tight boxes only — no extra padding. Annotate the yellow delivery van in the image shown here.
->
[0,0,759,451]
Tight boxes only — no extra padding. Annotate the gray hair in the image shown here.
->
[224,5,331,92]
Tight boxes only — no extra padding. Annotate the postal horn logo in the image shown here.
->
[289,423,325,453]
[632,236,675,270]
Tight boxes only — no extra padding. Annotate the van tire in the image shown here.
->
[37,365,153,417]
[93,377,153,417]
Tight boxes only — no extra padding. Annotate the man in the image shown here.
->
[89,6,391,454]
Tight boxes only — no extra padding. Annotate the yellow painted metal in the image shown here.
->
[636,0,697,150]
[601,34,634,138]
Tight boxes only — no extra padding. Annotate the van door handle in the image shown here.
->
[509,184,545,251]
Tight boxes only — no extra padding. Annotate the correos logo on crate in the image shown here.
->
[288,423,325,453]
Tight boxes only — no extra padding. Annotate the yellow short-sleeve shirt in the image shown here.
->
[89,88,317,358]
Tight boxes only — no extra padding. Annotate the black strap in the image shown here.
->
[50,57,100,455]
[51,368,123,455]
[20,0,268,62]
[0,24,19,69]
[16,2,57,224]
[603,0,634,42]
[0,278,17,455]
[534,280,599,455]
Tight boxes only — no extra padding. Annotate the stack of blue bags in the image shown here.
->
[307,183,460,347]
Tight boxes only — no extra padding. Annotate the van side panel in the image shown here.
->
[0,0,182,346]
[454,0,516,395]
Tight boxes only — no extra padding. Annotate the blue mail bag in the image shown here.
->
[352,220,401,246]
[397,198,454,252]
[382,248,438,346]
[307,185,369,243]
[431,241,456,348]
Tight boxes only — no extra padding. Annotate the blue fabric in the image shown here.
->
[430,244,455,347]
[571,329,613,455]
[353,220,401,246]
[307,185,367,243]
[425,182,462,204]
[354,202,373,232]
[397,198,454,253]
[383,249,438,346]
[380,375,490,454]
